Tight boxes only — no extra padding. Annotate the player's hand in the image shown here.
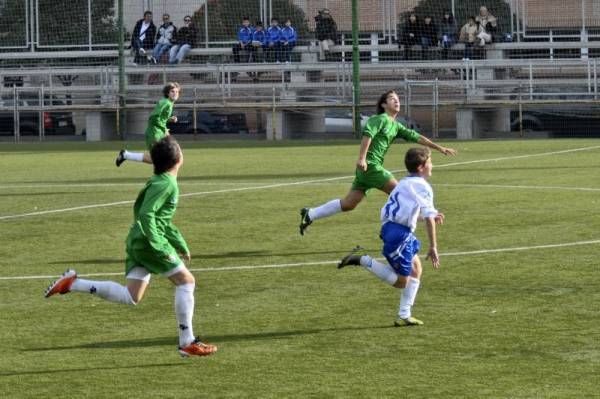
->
[181,252,191,264]
[425,247,440,269]
[434,212,445,225]
[169,116,177,123]
[440,146,457,156]
[356,158,368,172]
[165,129,170,136]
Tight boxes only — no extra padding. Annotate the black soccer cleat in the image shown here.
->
[338,246,364,269]
[299,208,312,236]
[115,150,126,167]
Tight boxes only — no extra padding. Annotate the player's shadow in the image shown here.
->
[0,362,189,377]
[48,258,123,265]
[201,249,356,260]
[23,324,393,353]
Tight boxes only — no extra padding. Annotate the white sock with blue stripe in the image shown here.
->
[175,283,196,347]
[123,150,144,162]
[359,256,398,286]
[71,279,136,305]
[398,277,420,319]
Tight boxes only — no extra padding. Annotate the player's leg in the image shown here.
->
[381,177,399,195]
[338,247,400,286]
[167,266,217,357]
[44,268,144,305]
[395,255,423,326]
[116,150,151,166]
[299,189,364,235]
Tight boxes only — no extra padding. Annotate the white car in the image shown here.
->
[324,110,420,133]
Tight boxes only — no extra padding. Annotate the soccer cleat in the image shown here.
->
[44,269,77,298]
[299,208,312,236]
[115,149,126,167]
[394,316,424,327]
[178,338,218,357]
[337,246,364,269]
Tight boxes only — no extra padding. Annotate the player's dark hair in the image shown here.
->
[405,147,431,173]
[144,11,152,17]
[163,82,180,98]
[151,136,181,175]
[376,90,397,114]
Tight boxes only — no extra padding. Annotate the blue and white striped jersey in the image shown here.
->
[380,176,438,232]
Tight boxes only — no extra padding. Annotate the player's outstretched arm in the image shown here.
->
[424,217,441,268]
[356,136,371,171]
[417,136,457,156]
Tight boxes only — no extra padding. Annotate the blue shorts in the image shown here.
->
[380,222,420,276]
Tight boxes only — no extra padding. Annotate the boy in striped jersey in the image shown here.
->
[338,147,445,326]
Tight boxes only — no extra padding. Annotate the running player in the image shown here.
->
[115,82,180,166]
[46,136,217,357]
[299,90,456,235]
[338,147,444,326]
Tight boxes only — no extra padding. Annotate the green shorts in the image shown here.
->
[145,129,166,151]
[125,245,182,276]
[351,163,394,192]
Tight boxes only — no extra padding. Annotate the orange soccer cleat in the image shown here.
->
[178,338,218,357]
[44,269,77,298]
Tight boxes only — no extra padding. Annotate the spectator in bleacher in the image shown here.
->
[459,16,482,60]
[131,11,157,64]
[280,18,297,63]
[267,18,282,62]
[439,10,457,60]
[168,16,197,64]
[151,13,176,64]
[399,13,420,60]
[233,16,254,64]
[250,21,268,63]
[315,8,338,61]
[476,6,497,45]
[420,16,438,60]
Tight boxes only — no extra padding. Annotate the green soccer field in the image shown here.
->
[0,139,599,398]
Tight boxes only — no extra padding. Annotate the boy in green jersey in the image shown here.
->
[299,90,457,235]
[115,82,180,166]
[46,136,217,357]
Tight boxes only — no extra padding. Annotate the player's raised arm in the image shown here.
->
[417,135,457,156]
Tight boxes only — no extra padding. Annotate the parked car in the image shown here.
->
[510,107,600,136]
[324,109,420,133]
[0,95,76,136]
[167,110,249,134]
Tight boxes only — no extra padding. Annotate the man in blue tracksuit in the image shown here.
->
[280,18,297,63]
[250,21,268,63]
[233,16,253,63]
[266,18,282,62]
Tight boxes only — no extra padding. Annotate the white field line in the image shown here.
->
[1,144,599,222]
[438,183,600,192]
[0,238,598,281]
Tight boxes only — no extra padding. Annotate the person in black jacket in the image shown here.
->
[131,11,156,64]
[169,15,197,64]
[399,13,420,60]
[314,8,338,61]
[420,16,438,59]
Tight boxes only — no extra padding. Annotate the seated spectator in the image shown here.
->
[399,13,420,60]
[232,16,254,64]
[131,11,156,64]
[439,10,457,60]
[420,16,438,59]
[169,15,197,64]
[152,13,176,64]
[267,18,282,62]
[250,21,268,63]
[476,6,497,45]
[459,16,482,60]
[280,18,297,63]
[314,8,338,61]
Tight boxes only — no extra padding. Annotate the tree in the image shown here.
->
[193,0,310,45]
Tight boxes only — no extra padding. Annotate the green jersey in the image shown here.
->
[126,173,189,268]
[362,113,421,165]
[145,98,174,150]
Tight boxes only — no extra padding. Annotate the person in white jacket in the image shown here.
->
[152,13,177,63]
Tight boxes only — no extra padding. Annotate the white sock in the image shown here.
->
[398,277,421,319]
[308,199,342,221]
[123,150,144,162]
[175,283,196,347]
[71,278,135,305]
[359,256,398,286]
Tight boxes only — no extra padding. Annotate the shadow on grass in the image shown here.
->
[0,362,190,377]
[0,192,80,197]
[24,324,393,353]
[48,258,124,265]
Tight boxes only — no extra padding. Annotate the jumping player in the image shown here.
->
[115,82,180,166]
[46,136,217,357]
[299,90,456,235]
